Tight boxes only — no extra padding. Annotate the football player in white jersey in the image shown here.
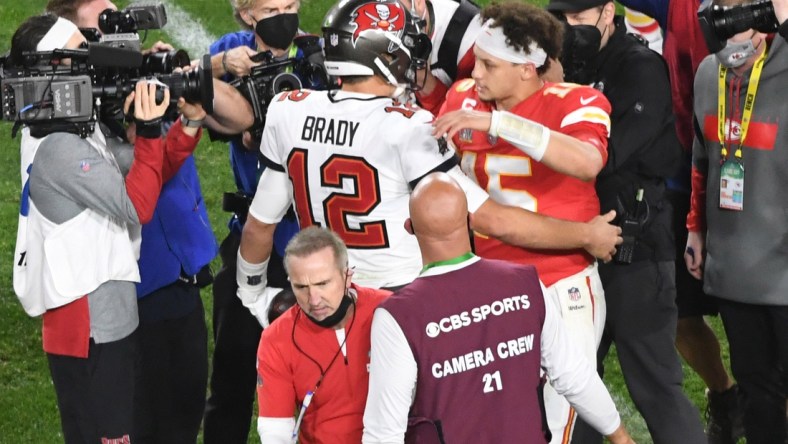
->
[234,0,623,321]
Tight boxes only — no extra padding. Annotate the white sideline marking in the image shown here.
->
[134,0,218,58]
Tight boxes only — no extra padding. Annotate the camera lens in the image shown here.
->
[270,72,302,95]
[709,0,778,41]
[140,49,190,76]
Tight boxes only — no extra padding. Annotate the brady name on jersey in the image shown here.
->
[260,89,458,288]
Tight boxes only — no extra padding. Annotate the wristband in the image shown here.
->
[490,110,550,161]
[180,114,204,128]
[237,251,269,292]
[135,116,163,138]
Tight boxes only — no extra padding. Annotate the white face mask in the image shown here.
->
[715,36,758,69]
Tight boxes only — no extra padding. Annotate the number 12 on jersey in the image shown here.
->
[287,148,389,249]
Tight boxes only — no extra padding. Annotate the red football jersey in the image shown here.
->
[439,79,612,286]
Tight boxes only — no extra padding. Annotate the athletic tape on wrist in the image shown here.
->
[237,250,269,291]
[490,110,550,161]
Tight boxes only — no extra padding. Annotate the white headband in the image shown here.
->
[36,17,80,52]
[474,19,547,67]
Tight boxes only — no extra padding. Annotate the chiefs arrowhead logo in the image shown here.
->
[350,2,406,46]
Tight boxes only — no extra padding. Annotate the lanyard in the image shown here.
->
[285,44,298,73]
[717,44,768,161]
[421,252,476,273]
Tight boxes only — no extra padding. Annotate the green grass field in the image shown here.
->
[0,0,731,442]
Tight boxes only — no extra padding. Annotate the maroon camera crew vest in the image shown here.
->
[382,257,548,443]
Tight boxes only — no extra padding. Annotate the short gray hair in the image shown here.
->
[229,0,256,29]
[284,227,349,275]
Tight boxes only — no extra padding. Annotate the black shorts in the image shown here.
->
[667,189,719,318]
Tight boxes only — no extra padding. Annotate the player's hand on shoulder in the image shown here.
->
[432,109,492,140]
[584,210,623,263]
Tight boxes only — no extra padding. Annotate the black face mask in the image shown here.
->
[561,21,602,84]
[254,13,299,50]
[304,291,354,328]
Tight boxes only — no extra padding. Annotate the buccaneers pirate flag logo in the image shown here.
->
[349,1,406,45]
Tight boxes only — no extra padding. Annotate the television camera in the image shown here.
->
[698,0,780,53]
[0,44,213,138]
[230,35,332,140]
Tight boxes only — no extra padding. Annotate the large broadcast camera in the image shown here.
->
[1,46,213,138]
[230,35,332,140]
[698,0,780,53]
[1,3,212,138]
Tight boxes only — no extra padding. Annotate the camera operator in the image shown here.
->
[9,14,205,443]
[203,0,321,441]
[42,1,218,442]
[687,0,788,441]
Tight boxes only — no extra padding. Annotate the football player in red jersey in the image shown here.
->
[432,3,613,442]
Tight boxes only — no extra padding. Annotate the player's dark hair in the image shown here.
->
[480,2,564,76]
[10,14,60,67]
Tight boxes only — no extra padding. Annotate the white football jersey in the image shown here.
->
[260,89,458,288]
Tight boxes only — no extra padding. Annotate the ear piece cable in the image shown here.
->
[289,294,357,441]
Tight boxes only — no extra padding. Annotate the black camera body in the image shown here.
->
[698,0,779,53]
[230,35,332,140]
[1,45,213,138]
[77,4,168,52]
[99,4,167,34]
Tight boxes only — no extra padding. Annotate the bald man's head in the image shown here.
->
[409,172,469,240]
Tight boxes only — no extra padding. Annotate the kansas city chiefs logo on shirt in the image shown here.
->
[349,2,405,45]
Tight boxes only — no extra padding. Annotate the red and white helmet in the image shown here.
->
[322,0,430,90]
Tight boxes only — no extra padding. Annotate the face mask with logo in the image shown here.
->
[561,23,602,84]
[254,12,299,50]
[715,37,758,69]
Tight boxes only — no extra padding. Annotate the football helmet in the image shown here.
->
[321,0,431,90]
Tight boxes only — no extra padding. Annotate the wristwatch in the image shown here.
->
[180,114,204,128]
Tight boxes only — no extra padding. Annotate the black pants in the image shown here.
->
[134,283,208,444]
[48,332,138,444]
[572,260,706,444]
[203,232,263,444]
[717,298,788,444]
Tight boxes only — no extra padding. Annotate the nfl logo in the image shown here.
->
[80,160,90,172]
[330,33,339,47]
[459,128,473,143]
[568,287,581,302]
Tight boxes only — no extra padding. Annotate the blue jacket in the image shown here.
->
[137,155,218,298]
[210,30,316,256]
